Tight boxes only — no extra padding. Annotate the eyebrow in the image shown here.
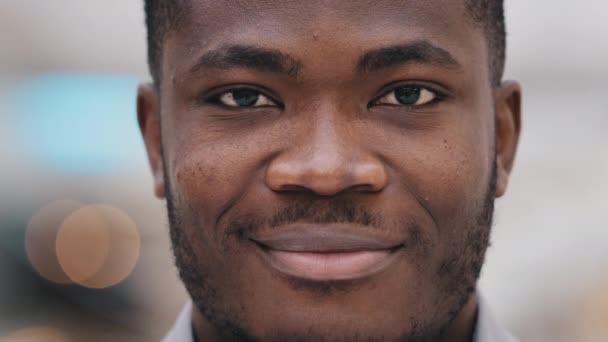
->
[188,40,459,78]
[189,45,302,77]
[357,40,461,73]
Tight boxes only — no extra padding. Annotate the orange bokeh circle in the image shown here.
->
[56,204,141,289]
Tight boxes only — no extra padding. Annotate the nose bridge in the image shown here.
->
[304,105,350,169]
[265,101,388,196]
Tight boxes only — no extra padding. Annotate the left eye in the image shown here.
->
[375,86,437,106]
[216,89,276,108]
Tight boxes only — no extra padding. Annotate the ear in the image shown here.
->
[137,83,166,198]
[494,80,522,198]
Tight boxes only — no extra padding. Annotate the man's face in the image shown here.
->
[138,0,521,340]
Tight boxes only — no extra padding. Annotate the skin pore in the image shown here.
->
[137,1,521,341]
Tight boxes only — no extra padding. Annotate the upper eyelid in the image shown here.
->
[372,83,446,103]
[377,83,444,99]
[202,85,283,106]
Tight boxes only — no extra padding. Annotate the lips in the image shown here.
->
[250,224,404,281]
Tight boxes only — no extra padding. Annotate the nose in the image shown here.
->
[264,112,388,197]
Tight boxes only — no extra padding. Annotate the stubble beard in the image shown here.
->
[163,159,496,342]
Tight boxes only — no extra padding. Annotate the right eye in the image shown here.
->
[211,89,277,108]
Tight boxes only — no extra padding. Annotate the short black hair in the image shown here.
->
[144,0,190,86]
[467,0,507,86]
[144,0,506,86]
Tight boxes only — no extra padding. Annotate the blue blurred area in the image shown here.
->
[13,73,144,174]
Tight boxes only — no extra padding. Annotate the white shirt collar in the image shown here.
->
[163,301,194,342]
[474,295,519,342]
[163,294,518,342]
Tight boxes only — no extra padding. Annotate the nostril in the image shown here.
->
[277,184,311,193]
[350,183,382,193]
[264,147,388,196]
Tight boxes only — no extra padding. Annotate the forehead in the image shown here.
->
[180,0,471,33]
[164,0,486,82]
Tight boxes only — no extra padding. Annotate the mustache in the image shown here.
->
[225,198,399,240]
[269,198,383,227]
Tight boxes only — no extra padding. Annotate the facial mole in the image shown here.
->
[312,32,321,40]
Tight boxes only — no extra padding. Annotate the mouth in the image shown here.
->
[250,225,405,282]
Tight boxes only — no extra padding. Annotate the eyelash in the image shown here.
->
[203,83,447,110]
[369,83,447,109]
[204,86,283,109]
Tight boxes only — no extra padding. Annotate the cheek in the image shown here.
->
[426,135,491,223]
[161,86,257,224]
[165,115,278,244]
[429,126,493,231]
[170,141,248,229]
[377,117,493,233]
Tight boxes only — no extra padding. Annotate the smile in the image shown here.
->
[250,225,404,281]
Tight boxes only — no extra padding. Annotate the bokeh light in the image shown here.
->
[25,200,83,284]
[55,205,112,284]
[55,204,141,289]
[580,276,608,339]
[12,73,143,174]
[0,326,70,342]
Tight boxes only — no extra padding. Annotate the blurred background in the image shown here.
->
[0,1,606,341]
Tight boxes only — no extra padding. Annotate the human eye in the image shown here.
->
[372,85,442,107]
[208,88,278,108]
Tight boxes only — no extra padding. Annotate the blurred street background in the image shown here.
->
[0,1,606,341]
